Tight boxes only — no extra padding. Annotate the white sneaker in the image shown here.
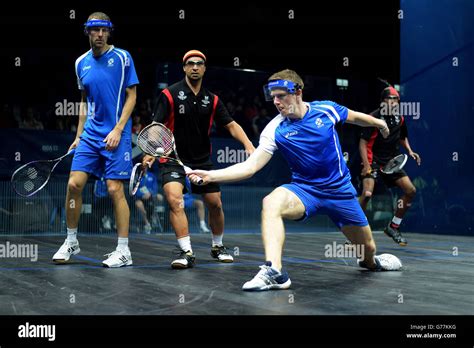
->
[102,249,133,268]
[52,239,80,263]
[376,253,403,270]
[171,249,195,269]
[242,261,291,291]
[358,253,402,271]
[210,245,234,263]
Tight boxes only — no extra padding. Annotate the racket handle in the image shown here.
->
[183,165,203,185]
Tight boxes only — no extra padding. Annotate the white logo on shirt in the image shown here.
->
[201,95,210,107]
[284,131,298,138]
[178,91,187,100]
[82,65,91,71]
[315,118,324,128]
[107,58,114,67]
[124,57,130,66]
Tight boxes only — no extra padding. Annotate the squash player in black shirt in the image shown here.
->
[359,87,421,245]
[143,50,255,268]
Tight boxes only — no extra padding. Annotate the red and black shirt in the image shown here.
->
[152,79,234,164]
[360,108,408,165]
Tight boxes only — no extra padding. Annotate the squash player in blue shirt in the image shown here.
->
[52,12,139,267]
[188,69,403,291]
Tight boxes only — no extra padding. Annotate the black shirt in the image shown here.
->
[152,79,233,163]
[360,108,408,165]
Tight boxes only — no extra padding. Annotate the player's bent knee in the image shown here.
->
[67,180,84,194]
[262,195,284,216]
[166,195,185,212]
[206,200,222,212]
[107,183,123,197]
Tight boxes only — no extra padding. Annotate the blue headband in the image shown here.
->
[84,19,113,29]
[263,79,302,101]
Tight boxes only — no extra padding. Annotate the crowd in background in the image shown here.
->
[1,88,274,141]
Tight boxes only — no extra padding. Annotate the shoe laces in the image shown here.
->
[103,250,123,258]
[214,245,229,254]
[255,264,276,280]
[173,247,192,257]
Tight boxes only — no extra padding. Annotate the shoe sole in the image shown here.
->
[52,248,81,264]
[171,262,194,269]
[102,260,133,268]
[242,279,292,291]
[171,264,193,269]
[211,255,234,263]
[384,231,408,246]
[217,258,234,263]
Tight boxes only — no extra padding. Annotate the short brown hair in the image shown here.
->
[88,12,111,21]
[268,69,304,90]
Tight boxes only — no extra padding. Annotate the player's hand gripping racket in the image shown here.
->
[137,123,203,185]
[380,154,408,174]
[11,149,75,197]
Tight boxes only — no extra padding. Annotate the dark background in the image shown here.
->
[1,1,399,108]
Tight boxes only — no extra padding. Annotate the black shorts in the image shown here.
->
[362,162,407,187]
[159,159,220,194]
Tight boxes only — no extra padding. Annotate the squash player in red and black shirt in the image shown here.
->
[143,50,255,268]
[359,87,421,245]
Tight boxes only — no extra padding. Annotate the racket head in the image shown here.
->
[381,154,408,174]
[10,150,75,197]
[11,161,54,197]
[137,123,175,157]
[129,163,144,196]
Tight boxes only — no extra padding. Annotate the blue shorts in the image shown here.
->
[71,136,132,180]
[282,182,368,229]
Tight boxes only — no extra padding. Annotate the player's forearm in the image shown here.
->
[400,138,413,153]
[359,140,370,166]
[115,88,137,132]
[347,110,386,129]
[209,162,256,183]
[225,121,254,149]
[75,95,87,138]
[208,147,271,183]
[76,114,86,138]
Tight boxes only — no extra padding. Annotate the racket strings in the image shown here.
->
[12,162,52,196]
[138,125,174,156]
[383,155,406,173]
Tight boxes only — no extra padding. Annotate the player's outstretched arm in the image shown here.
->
[188,146,272,185]
[346,110,390,138]
[69,91,88,152]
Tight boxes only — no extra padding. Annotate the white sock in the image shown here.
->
[200,220,206,227]
[117,237,129,251]
[177,236,192,253]
[67,228,78,243]
[391,216,402,226]
[212,233,223,247]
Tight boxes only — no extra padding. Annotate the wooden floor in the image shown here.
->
[0,231,473,315]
